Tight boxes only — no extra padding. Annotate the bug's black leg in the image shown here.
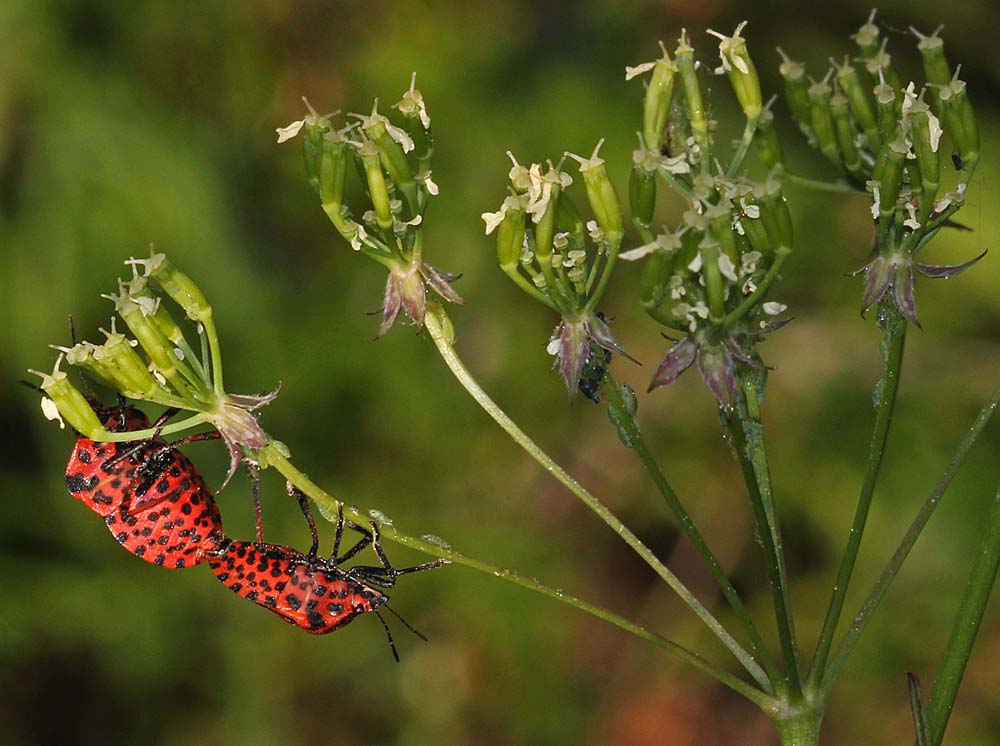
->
[332,518,374,566]
[331,503,345,563]
[247,464,263,546]
[288,483,318,560]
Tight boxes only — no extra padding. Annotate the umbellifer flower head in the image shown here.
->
[547,313,637,399]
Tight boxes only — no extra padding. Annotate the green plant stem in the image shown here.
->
[601,373,781,694]
[740,376,800,682]
[582,236,621,314]
[773,700,823,746]
[780,170,858,194]
[422,305,771,689]
[723,245,792,331]
[807,312,907,689]
[503,266,560,311]
[257,442,775,710]
[820,381,1000,694]
[723,407,802,697]
[926,485,1000,745]
[726,115,760,178]
[89,413,211,443]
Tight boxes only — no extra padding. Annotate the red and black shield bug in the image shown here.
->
[64,399,225,569]
[209,486,448,659]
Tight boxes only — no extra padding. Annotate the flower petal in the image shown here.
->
[891,261,921,328]
[696,345,736,407]
[860,257,891,317]
[586,314,640,364]
[421,263,466,305]
[913,248,987,278]
[378,273,402,338]
[648,337,697,392]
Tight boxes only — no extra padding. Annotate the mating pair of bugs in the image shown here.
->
[63,399,446,659]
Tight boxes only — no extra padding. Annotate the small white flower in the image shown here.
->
[933,183,966,213]
[620,230,682,261]
[867,180,881,221]
[394,72,431,129]
[546,335,561,355]
[903,202,921,231]
[763,301,787,315]
[586,220,605,242]
[40,397,65,429]
[565,139,606,174]
[482,208,507,235]
[276,97,337,143]
[347,222,369,251]
[706,22,750,75]
[525,163,571,224]
[669,274,686,299]
[718,254,738,283]
[394,214,423,233]
[740,251,762,276]
[416,170,439,196]
[739,199,760,219]
[351,100,415,153]
[687,253,703,273]
[506,151,532,192]
[625,61,658,80]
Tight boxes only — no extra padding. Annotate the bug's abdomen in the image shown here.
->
[209,541,387,633]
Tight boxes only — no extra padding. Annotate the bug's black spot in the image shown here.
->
[156,535,168,546]
[174,558,186,569]
[286,594,301,611]
[155,554,166,566]
[270,564,283,579]
[135,545,146,557]
[246,591,258,602]
[169,466,181,478]
[78,449,92,464]
[156,479,170,494]
[326,602,343,616]
[65,474,97,493]
[307,611,325,629]
[230,583,242,593]
[110,479,122,490]
[216,572,230,582]
[315,585,328,597]
[92,490,112,506]
[115,532,128,544]
[264,595,277,607]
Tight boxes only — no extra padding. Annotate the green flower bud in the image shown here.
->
[776,48,812,134]
[355,101,417,213]
[833,56,880,152]
[707,203,738,265]
[566,140,624,241]
[808,71,841,165]
[874,77,898,144]
[675,30,710,156]
[90,325,164,400]
[627,42,677,151]
[698,237,726,321]
[134,250,212,325]
[853,9,881,60]
[938,67,979,169]
[29,355,103,436]
[752,177,792,248]
[639,248,672,311]
[873,137,907,220]
[708,22,762,119]
[830,91,863,176]
[905,89,941,213]
[912,25,951,90]
[754,102,783,169]
[494,196,526,271]
[739,204,771,256]
[555,188,585,241]
[629,160,657,232]
[358,140,394,231]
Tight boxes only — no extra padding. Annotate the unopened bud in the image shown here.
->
[629,160,657,231]
[808,71,841,165]
[776,48,812,134]
[753,102,783,169]
[676,30,710,154]
[495,196,526,271]
[639,43,677,150]
[358,140,394,230]
[853,9,881,59]
[708,22,762,119]
[830,91,863,175]
[872,137,907,219]
[639,249,672,311]
[912,26,951,90]
[938,67,979,169]
[29,355,103,436]
[833,56,880,152]
[874,76,897,144]
[91,325,163,400]
[566,140,624,241]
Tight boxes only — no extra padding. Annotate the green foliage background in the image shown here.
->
[1,1,998,743]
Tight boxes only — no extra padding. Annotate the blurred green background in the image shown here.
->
[1,1,998,744]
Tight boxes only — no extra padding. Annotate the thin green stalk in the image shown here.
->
[726,116,760,177]
[258,443,776,710]
[503,266,560,311]
[582,236,621,315]
[423,305,771,689]
[723,407,802,697]
[821,381,1000,693]
[90,412,211,443]
[808,311,907,688]
[723,246,792,331]
[926,485,1000,745]
[601,373,781,694]
[740,375,800,680]
[781,170,858,194]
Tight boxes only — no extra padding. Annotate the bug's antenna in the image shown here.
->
[383,603,429,642]
[374,611,401,662]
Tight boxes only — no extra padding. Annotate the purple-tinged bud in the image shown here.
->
[648,336,697,392]
[696,343,737,408]
[776,48,812,135]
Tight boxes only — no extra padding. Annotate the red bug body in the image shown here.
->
[209,540,386,633]
[64,403,224,568]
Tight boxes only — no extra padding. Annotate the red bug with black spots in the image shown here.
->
[64,399,225,569]
[208,486,448,659]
